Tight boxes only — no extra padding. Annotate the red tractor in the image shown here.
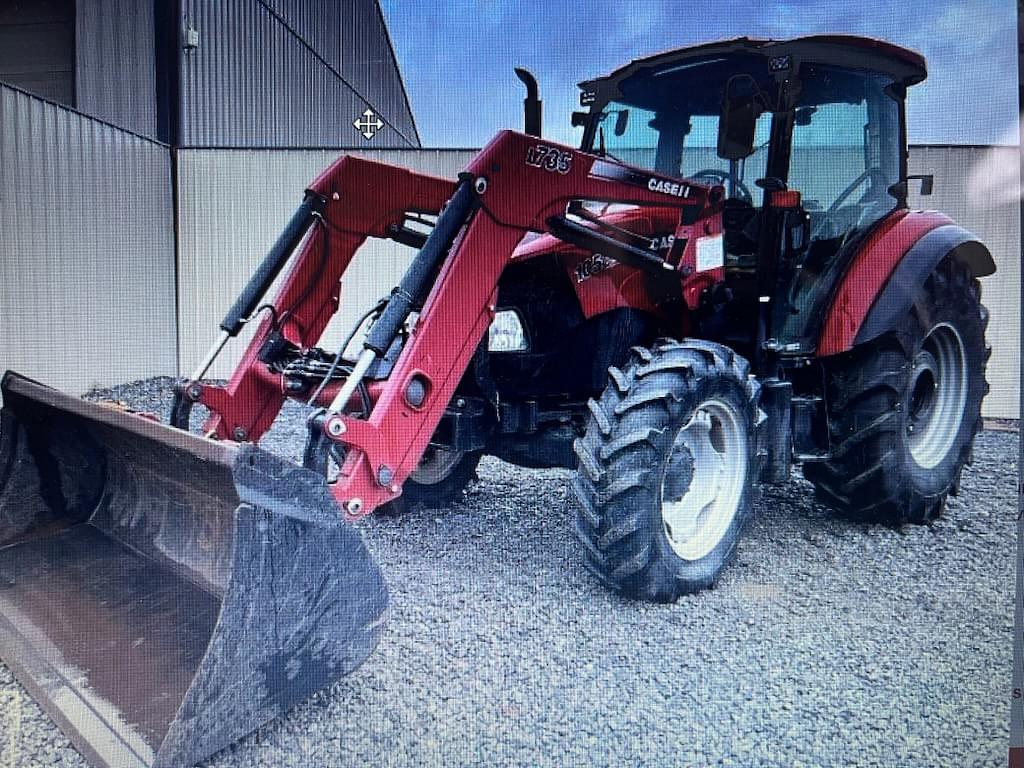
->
[0,36,992,768]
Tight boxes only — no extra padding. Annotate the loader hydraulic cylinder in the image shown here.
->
[220,191,326,337]
[364,177,478,355]
[326,177,477,416]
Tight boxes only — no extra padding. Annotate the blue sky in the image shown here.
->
[381,0,1019,148]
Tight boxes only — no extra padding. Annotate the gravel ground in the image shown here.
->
[0,376,1017,768]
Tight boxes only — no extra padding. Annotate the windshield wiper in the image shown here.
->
[597,126,625,163]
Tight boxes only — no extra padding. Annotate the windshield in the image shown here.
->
[584,55,774,203]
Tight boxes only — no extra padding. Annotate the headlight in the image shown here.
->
[488,310,529,352]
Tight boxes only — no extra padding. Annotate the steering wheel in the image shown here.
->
[688,169,753,205]
[811,167,889,240]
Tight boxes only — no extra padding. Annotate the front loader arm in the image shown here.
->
[176,156,457,442]
[315,131,711,516]
[179,131,711,517]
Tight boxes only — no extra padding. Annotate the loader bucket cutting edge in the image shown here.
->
[0,372,387,768]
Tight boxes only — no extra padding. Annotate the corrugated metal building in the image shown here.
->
[0,82,177,393]
[0,0,419,148]
[75,0,159,137]
[0,0,424,399]
[178,0,419,147]
[0,1,76,104]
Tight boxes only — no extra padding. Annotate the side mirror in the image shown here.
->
[614,109,629,136]
[717,75,764,161]
[794,106,817,127]
[909,174,934,196]
[889,174,935,202]
[571,111,588,128]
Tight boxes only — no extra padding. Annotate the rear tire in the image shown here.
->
[572,339,762,602]
[804,256,989,523]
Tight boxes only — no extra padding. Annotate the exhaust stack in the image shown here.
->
[514,67,542,137]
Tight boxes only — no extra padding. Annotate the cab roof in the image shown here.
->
[580,35,927,94]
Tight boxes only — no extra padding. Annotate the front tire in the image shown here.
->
[382,446,482,514]
[572,339,761,602]
[804,256,989,523]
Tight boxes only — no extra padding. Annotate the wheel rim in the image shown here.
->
[409,446,463,485]
[660,398,747,562]
[908,323,968,470]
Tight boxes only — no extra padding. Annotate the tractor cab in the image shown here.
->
[577,36,927,356]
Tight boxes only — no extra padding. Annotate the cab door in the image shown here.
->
[774,64,904,351]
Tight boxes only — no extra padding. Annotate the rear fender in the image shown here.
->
[817,211,994,356]
[853,225,994,347]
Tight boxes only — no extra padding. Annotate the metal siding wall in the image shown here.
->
[74,0,158,137]
[0,0,75,105]
[908,146,1020,419]
[0,83,176,394]
[263,0,418,143]
[179,0,418,148]
[176,148,474,379]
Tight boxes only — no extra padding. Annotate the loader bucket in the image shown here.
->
[0,372,387,768]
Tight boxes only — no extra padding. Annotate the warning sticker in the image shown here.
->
[696,234,724,272]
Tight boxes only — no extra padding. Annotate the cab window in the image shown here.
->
[682,113,772,206]
[788,65,901,247]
